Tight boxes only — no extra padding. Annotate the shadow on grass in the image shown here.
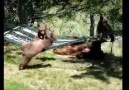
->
[24,64,51,70]
[16,51,22,55]
[68,53,122,82]
[63,59,86,63]
[36,56,56,61]
[71,70,110,83]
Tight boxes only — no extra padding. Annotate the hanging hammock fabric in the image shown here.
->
[4,24,97,50]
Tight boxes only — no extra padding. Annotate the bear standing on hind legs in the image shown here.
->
[96,15,114,42]
[19,23,56,70]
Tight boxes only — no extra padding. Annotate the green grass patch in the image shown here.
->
[4,79,30,90]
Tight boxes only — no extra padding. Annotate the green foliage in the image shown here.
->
[4,0,19,23]
[4,0,122,35]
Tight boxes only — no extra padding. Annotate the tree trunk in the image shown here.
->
[90,14,94,36]
[18,0,28,25]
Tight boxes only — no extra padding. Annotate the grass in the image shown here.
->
[4,79,30,90]
[4,42,122,90]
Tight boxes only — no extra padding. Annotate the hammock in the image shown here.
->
[4,23,97,50]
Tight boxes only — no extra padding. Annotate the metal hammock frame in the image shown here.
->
[4,23,98,51]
